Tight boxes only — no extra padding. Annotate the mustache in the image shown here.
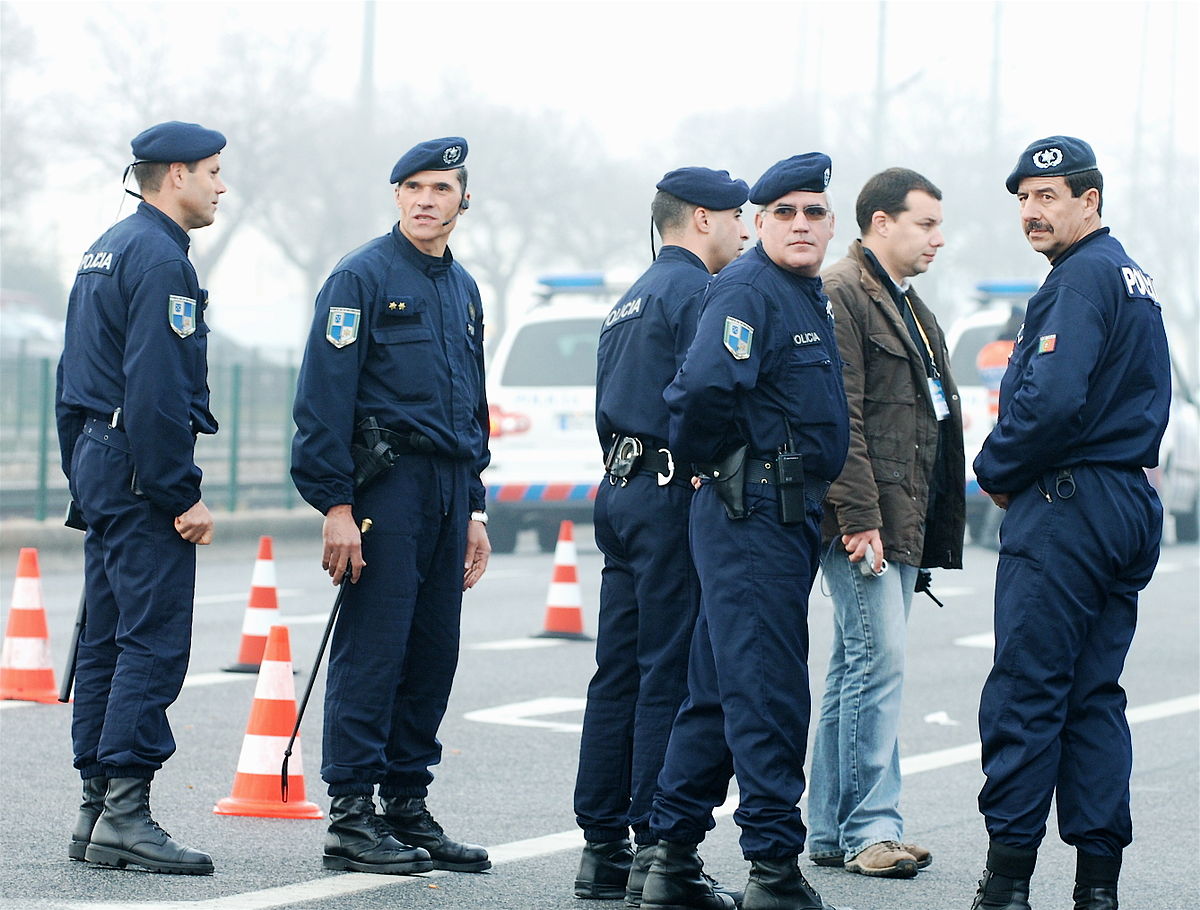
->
[1025,220,1053,234]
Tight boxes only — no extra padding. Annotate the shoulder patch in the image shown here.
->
[1037,334,1057,354]
[78,251,118,275]
[326,307,361,348]
[604,295,644,329]
[1120,266,1158,304]
[168,295,196,338]
[723,316,753,360]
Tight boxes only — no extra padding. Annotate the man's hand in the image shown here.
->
[842,528,884,574]
[323,504,365,585]
[988,492,1011,510]
[463,519,491,591]
[174,500,214,544]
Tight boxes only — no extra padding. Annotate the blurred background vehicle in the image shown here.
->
[946,280,1035,548]
[1148,355,1199,543]
[482,274,620,553]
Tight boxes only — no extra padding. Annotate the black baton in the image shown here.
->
[281,517,371,802]
[58,588,86,703]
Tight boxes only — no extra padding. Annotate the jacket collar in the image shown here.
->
[137,201,190,253]
[391,224,453,276]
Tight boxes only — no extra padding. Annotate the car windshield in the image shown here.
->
[951,323,1018,385]
[500,318,602,387]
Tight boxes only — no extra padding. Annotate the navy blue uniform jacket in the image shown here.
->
[974,228,1170,494]
[665,242,849,481]
[291,225,490,514]
[56,202,217,516]
[595,245,711,451]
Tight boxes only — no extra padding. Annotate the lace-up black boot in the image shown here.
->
[84,777,213,874]
[575,837,634,899]
[69,777,107,861]
[379,795,491,872]
[969,842,1036,910]
[640,841,737,910]
[628,843,743,908]
[323,794,434,874]
[743,856,840,909]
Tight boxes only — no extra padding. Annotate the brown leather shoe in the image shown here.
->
[902,842,932,869]
[845,840,918,878]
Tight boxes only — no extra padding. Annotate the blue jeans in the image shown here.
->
[806,548,916,860]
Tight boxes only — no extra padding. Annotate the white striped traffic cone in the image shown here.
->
[214,624,321,818]
[225,536,282,673]
[0,548,60,703]
[534,520,591,640]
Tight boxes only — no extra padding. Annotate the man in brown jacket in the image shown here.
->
[806,167,965,879]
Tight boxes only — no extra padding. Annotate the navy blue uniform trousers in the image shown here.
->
[69,430,196,780]
[978,464,1161,857]
[321,453,469,797]
[651,483,820,859]
[575,474,699,844]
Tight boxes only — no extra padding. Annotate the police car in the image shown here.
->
[483,274,622,552]
[945,281,1035,546]
[1150,356,1199,543]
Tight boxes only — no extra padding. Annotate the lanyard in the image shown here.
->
[903,293,941,379]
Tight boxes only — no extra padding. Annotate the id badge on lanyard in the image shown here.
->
[928,377,950,421]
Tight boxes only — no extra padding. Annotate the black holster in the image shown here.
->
[350,418,397,491]
[702,445,748,520]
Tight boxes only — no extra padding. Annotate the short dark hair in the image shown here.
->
[1065,168,1103,216]
[455,166,468,193]
[651,190,692,236]
[855,167,943,235]
[132,159,198,194]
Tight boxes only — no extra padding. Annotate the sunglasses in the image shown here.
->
[764,204,830,222]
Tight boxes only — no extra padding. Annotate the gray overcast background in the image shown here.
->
[1,0,1196,370]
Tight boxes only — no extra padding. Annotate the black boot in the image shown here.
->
[575,837,634,899]
[323,794,434,874]
[969,842,1035,910]
[379,795,491,872]
[626,844,656,907]
[69,777,107,861]
[1073,850,1120,909]
[84,777,213,874]
[743,856,838,909]
[641,841,737,910]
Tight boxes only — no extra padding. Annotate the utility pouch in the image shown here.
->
[351,417,398,491]
[705,445,749,520]
[776,450,806,525]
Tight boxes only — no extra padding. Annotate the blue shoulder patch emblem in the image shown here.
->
[168,295,196,338]
[326,307,361,348]
[723,316,753,360]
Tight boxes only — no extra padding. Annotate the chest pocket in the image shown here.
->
[371,295,437,401]
[864,333,916,404]
[786,341,840,425]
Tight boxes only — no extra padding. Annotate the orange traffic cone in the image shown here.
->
[225,536,282,673]
[214,624,322,819]
[534,520,592,641]
[0,548,60,703]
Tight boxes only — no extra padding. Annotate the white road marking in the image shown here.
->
[463,696,585,733]
[467,637,565,651]
[955,632,995,649]
[923,710,962,726]
[54,693,1197,910]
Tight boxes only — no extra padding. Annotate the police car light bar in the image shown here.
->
[536,273,607,288]
[975,280,1039,298]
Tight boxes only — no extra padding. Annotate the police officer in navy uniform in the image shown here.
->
[969,137,1170,910]
[574,167,749,903]
[642,154,850,910]
[55,121,227,875]
[291,137,492,876]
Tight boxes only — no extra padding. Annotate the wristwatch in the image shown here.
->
[470,510,489,525]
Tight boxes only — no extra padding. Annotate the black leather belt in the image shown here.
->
[606,435,685,487]
[83,416,130,453]
[743,458,832,506]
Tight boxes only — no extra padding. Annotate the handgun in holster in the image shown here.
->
[350,417,398,491]
[700,445,749,520]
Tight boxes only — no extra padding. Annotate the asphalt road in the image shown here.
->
[0,527,1196,910]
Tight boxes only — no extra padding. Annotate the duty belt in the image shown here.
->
[82,415,130,453]
[605,435,681,487]
[743,458,832,506]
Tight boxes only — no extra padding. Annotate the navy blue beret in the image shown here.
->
[655,167,749,211]
[390,137,469,184]
[131,121,226,163]
[748,153,832,205]
[1006,136,1098,193]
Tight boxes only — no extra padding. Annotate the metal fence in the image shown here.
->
[0,352,300,520]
